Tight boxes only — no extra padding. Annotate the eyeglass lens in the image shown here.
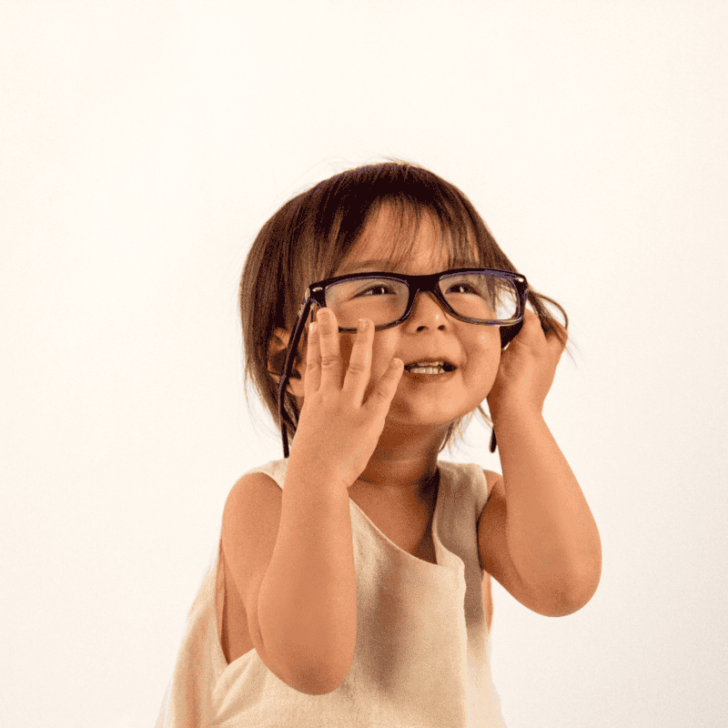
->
[324,272,518,329]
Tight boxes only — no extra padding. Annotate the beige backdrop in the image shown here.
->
[2,1,727,726]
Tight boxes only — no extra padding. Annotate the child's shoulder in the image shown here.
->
[223,467,282,514]
[221,465,287,547]
[232,459,288,491]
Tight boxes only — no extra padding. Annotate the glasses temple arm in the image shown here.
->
[279,299,317,459]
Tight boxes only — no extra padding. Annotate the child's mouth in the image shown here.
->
[402,361,457,382]
[403,361,456,375]
[406,366,447,374]
[403,370,457,385]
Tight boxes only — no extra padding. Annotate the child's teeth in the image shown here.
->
[409,366,444,374]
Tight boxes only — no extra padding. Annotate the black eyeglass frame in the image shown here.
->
[277,267,529,458]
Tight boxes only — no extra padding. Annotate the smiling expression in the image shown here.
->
[295,205,502,435]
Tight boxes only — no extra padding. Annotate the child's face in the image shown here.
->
[289,205,502,433]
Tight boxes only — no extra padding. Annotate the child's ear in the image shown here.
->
[267,328,305,397]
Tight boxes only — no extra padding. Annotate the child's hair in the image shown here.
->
[239,159,575,455]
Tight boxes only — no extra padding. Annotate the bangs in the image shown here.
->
[350,200,484,275]
[309,163,492,283]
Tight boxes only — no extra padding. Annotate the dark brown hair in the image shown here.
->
[239,160,575,455]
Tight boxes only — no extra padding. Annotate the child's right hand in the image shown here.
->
[288,308,404,490]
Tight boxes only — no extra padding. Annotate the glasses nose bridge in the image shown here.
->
[406,273,447,316]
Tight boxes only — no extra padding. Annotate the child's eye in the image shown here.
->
[357,284,395,297]
[446,283,478,295]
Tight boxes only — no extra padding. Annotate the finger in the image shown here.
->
[519,308,544,339]
[341,318,374,403]
[303,320,322,395]
[316,307,344,389]
[363,356,404,415]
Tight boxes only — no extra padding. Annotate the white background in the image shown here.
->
[2,2,727,726]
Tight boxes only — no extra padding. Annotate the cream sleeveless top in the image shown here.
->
[155,458,507,727]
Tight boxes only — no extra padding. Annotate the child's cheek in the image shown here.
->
[478,326,502,350]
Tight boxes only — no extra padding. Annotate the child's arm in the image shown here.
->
[255,464,358,694]
[251,311,403,692]
[478,310,602,616]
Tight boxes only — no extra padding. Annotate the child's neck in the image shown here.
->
[351,427,445,502]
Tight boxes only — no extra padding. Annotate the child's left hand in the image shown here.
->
[486,308,568,418]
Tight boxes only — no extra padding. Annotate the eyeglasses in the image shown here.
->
[277,267,529,458]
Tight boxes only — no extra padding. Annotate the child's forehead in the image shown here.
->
[339,204,480,273]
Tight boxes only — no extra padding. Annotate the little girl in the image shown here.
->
[156,161,602,727]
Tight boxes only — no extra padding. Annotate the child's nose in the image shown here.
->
[408,290,448,325]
